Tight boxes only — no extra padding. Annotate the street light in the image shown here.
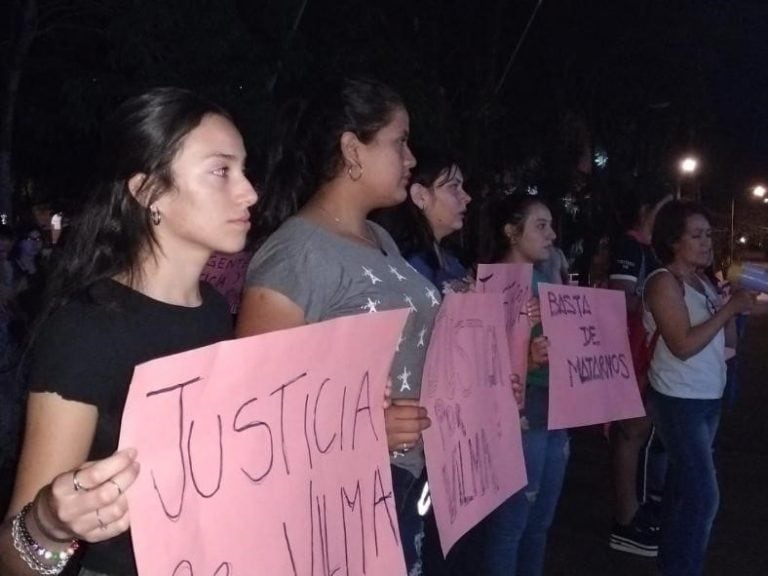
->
[680,157,698,174]
[731,185,767,261]
[677,156,699,198]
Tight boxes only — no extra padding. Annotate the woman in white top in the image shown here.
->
[644,200,755,576]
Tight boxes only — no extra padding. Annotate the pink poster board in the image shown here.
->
[539,283,645,429]
[475,263,534,407]
[119,310,409,576]
[421,293,527,556]
[200,251,252,314]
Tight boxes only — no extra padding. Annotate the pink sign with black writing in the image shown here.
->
[421,293,526,556]
[120,310,409,576]
[540,283,645,429]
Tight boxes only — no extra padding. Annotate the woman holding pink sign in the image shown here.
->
[236,77,438,574]
[0,89,258,576]
[478,194,568,576]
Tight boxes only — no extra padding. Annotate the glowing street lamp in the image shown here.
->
[731,185,768,260]
[676,156,699,199]
[680,157,698,174]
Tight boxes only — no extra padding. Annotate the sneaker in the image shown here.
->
[609,519,659,557]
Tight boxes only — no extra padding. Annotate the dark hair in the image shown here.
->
[256,77,405,239]
[652,200,711,265]
[477,194,546,263]
[44,87,230,310]
[375,147,460,259]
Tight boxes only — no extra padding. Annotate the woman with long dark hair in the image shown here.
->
[479,193,567,576]
[0,87,257,576]
[236,77,437,573]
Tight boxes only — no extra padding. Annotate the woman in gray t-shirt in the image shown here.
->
[236,77,438,573]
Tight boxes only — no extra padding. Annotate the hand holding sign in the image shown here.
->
[385,399,431,452]
[120,310,409,576]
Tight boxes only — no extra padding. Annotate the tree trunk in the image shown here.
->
[0,0,37,223]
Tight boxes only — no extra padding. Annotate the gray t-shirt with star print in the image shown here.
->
[245,216,440,476]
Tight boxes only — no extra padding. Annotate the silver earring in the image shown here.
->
[150,206,161,226]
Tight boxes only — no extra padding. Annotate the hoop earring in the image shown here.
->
[150,206,161,226]
[347,164,363,182]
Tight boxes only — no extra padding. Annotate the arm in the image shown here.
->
[0,394,139,575]
[724,317,738,349]
[646,272,753,361]
[235,286,306,337]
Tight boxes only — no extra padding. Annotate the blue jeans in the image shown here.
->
[484,388,570,576]
[648,389,721,576]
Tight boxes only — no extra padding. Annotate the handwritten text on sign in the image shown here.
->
[200,251,252,314]
[540,283,645,429]
[119,310,409,576]
[475,263,533,408]
[422,293,526,556]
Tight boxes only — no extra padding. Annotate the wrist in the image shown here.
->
[11,502,79,575]
[30,489,75,545]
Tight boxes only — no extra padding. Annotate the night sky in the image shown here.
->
[3,0,767,228]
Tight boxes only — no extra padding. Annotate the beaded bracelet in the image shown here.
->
[11,503,79,576]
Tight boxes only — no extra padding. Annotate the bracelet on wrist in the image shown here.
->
[10,502,79,576]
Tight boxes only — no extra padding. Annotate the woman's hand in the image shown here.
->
[32,449,140,544]
[526,297,541,326]
[384,400,431,453]
[725,289,758,315]
[529,335,549,367]
[510,374,524,407]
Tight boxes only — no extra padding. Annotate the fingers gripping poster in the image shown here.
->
[540,283,645,429]
[421,293,526,556]
[119,310,409,576]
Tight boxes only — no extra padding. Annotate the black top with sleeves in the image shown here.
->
[29,279,232,575]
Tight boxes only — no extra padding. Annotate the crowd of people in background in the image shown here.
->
[0,78,762,576]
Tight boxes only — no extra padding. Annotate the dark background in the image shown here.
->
[2,0,767,259]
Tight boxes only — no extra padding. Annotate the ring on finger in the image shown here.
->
[96,508,107,530]
[72,470,89,492]
[107,478,123,496]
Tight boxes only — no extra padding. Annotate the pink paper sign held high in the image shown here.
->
[475,263,534,408]
[422,292,526,557]
[119,310,409,576]
[539,283,645,429]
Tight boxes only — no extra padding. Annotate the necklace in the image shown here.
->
[315,204,388,256]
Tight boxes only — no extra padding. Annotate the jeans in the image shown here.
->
[391,465,428,576]
[648,389,721,576]
[483,388,570,576]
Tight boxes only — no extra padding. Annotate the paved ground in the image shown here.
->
[545,313,768,576]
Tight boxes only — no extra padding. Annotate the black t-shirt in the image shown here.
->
[608,233,659,294]
[29,279,232,575]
